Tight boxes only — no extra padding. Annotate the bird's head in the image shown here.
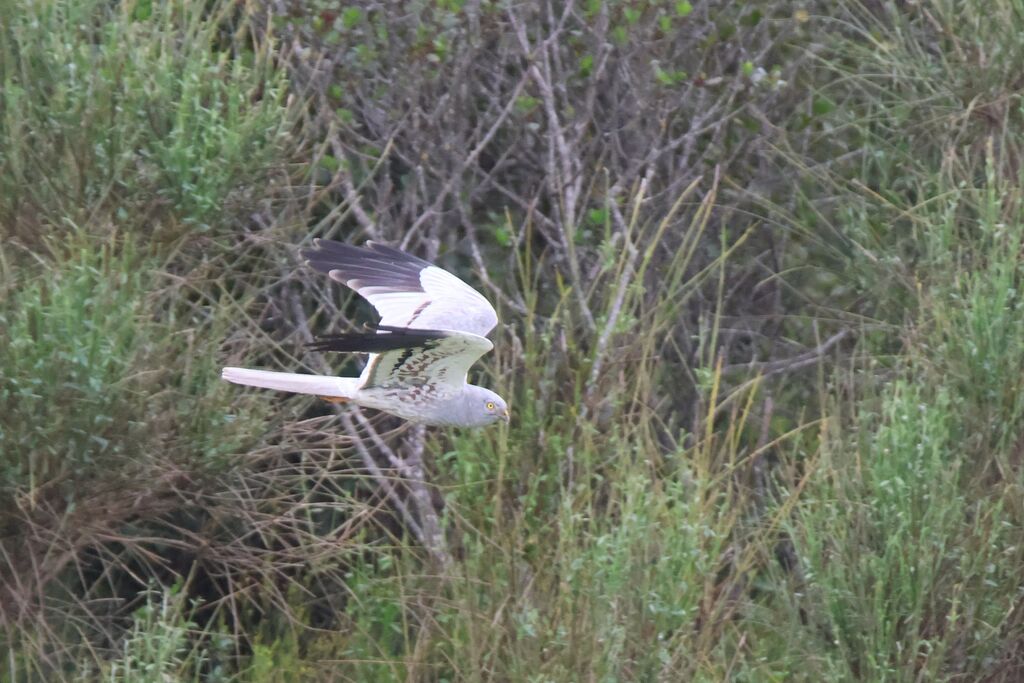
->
[464,385,509,426]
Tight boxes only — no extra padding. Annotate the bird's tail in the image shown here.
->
[221,367,359,399]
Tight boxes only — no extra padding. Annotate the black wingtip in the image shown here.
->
[298,237,326,263]
[308,325,452,354]
[299,239,436,282]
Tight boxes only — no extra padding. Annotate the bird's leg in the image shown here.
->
[319,396,350,404]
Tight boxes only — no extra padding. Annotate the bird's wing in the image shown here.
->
[302,239,498,337]
[308,326,493,390]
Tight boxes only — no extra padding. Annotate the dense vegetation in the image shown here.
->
[3,0,1024,680]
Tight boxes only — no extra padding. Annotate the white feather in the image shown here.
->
[221,367,359,398]
[414,266,498,336]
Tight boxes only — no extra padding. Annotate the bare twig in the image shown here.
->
[286,281,453,568]
[720,329,851,378]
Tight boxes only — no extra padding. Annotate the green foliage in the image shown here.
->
[755,2,1024,680]
[323,185,774,680]
[0,0,289,236]
[0,236,261,501]
[1,239,148,486]
[0,232,275,680]
[101,587,218,683]
[793,385,977,679]
[7,0,1024,681]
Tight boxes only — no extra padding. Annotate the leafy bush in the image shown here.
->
[6,0,1024,681]
[0,0,290,237]
[0,233,273,678]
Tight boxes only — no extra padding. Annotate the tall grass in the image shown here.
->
[6,0,1024,680]
[769,161,1024,679]
[266,180,795,681]
[752,2,1024,679]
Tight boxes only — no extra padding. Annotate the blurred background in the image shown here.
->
[3,0,1024,680]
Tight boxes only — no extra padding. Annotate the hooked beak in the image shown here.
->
[501,408,510,423]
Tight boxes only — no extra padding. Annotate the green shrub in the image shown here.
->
[0,236,255,497]
[0,0,289,237]
[0,234,271,679]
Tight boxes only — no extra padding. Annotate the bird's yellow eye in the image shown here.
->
[486,401,495,411]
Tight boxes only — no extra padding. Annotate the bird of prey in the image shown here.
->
[222,239,509,427]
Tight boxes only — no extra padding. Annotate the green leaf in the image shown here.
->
[675,1,693,17]
[342,7,364,29]
[494,226,512,247]
[812,96,836,116]
[742,9,763,27]
[654,64,674,86]
[133,0,152,21]
[587,207,608,225]
[579,54,594,77]
[515,95,540,113]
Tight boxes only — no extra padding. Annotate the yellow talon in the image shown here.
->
[319,396,349,404]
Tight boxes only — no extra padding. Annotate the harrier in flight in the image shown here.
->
[222,240,508,428]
